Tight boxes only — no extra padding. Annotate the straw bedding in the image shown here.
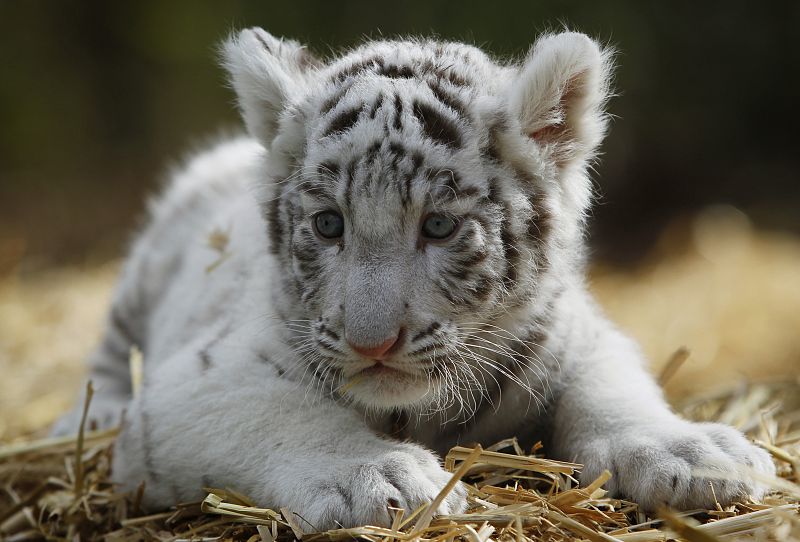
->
[1,375,798,541]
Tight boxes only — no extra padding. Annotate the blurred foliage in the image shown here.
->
[1,0,798,268]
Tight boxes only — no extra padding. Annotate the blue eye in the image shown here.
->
[314,211,344,239]
[421,214,458,240]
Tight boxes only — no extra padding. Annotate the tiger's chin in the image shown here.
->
[338,363,440,410]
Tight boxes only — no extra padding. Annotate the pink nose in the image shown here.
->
[348,333,401,360]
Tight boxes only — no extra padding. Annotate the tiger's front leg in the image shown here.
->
[551,326,774,511]
[113,342,466,530]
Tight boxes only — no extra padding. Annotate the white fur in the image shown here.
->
[222,28,317,144]
[54,29,774,529]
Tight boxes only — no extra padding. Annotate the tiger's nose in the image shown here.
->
[347,330,403,360]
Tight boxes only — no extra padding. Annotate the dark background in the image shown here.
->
[1,0,798,271]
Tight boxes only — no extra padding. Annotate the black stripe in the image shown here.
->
[393,94,403,131]
[457,248,488,267]
[388,140,407,178]
[481,114,509,162]
[297,222,317,243]
[295,257,322,278]
[344,157,357,208]
[443,170,461,196]
[447,222,473,247]
[410,152,424,176]
[418,59,472,87]
[319,323,340,341]
[199,350,212,370]
[316,337,345,355]
[110,307,137,347]
[377,63,415,79]
[447,265,470,281]
[292,277,304,298]
[364,140,382,166]
[486,179,500,209]
[257,352,285,376]
[300,285,319,303]
[388,141,406,160]
[369,92,384,119]
[500,217,519,289]
[471,276,495,302]
[101,334,129,361]
[412,100,462,149]
[140,403,158,483]
[402,152,424,205]
[330,55,384,82]
[266,183,284,255]
[440,68,470,87]
[318,161,341,179]
[293,241,320,263]
[408,341,445,357]
[483,131,502,162]
[330,56,446,84]
[320,81,353,114]
[286,200,298,258]
[526,193,552,242]
[333,482,354,511]
[198,324,232,371]
[437,279,458,304]
[303,180,329,198]
[487,180,519,289]
[427,79,467,117]
[519,185,552,272]
[433,170,482,201]
[411,321,441,343]
[322,105,363,138]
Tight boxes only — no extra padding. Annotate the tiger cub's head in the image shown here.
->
[223,29,612,414]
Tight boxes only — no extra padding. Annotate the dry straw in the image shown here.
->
[1,376,799,541]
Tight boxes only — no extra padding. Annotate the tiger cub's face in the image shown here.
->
[223,29,611,413]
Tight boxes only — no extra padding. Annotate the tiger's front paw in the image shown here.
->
[290,444,467,530]
[581,421,775,511]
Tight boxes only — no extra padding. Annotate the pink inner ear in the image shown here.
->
[529,123,564,143]
[528,72,585,144]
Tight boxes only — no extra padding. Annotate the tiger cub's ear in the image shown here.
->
[221,28,321,146]
[508,32,613,169]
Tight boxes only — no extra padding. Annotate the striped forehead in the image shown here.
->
[301,138,486,211]
[310,78,470,153]
[293,42,499,209]
[306,40,488,145]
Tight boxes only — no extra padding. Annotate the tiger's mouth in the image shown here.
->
[357,362,399,378]
[335,358,437,408]
[343,359,425,379]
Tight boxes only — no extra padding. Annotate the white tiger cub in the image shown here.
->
[54,28,775,528]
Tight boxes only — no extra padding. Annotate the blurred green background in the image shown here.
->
[1,0,798,271]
